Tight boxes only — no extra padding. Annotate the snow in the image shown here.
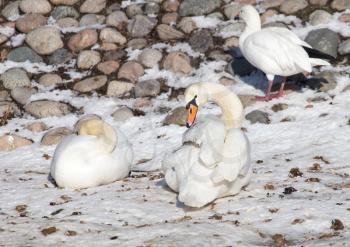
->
[0,6,350,247]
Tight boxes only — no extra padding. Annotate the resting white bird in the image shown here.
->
[50,119,133,189]
[162,82,251,208]
[238,5,332,101]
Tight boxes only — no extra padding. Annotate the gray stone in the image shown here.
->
[103,49,126,61]
[80,0,106,14]
[179,0,221,17]
[10,87,35,105]
[338,39,350,55]
[128,15,157,38]
[145,2,160,15]
[134,80,161,98]
[15,14,47,33]
[41,127,72,145]
[138,49,163,68]
[305,28,340,58]
[48,48,73,64]
[77,50,101,69]
[262,22,288,29]
[50,0,79,5]
[25,100,72,118]
[26,26,64,55]
[189,29,214,53]
[7,47,43,63]
[280,0,308,14]
[223,3,240,20]
[305,71,338,92]
[178,17,197,34]
[1,1,20,20]
[106,11,128,30]
[246,110,270,124]
[19,0,51,14]
[112,107,134,122]
[208,50,232,62]
[127,38,147,49]
[0,134,33,151]
[126,4,143,18]
[163,107,187,126]
[106,3,121,14]
[39,73,63,87]
[79,14,105,26]
[331,0,350,10]
[309,10,332,26]
[118,61,144,83]
[0,91,10,101]
[57,17,79,28]
[73,75,107,93]
[107,81,134,97]
[26,121,47,132]
[51,6,80,20]
[1,68,31,90]
[157,24,184,40]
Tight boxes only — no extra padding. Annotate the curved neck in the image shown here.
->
[98,124,117,153]
[239,12,261,48]
[201,83,244,129]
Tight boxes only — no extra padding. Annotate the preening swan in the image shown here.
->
[238,5,332,101]
[162,82,251,208]
[50,119,133,189]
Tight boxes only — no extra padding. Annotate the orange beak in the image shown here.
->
[186,97,198,128]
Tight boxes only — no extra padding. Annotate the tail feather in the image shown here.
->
[303,46,335,60]
[310,58,330,67]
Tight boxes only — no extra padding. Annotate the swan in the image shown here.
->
[162,82,251,208]
[50,119,133,189]
[238,5,332,101]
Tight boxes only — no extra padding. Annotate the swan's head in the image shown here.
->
[184,83,209,128]
[78,119,106,136]
[238,5,260,26]
[78,119,117,153]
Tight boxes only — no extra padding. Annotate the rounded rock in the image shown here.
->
[77,50,101,69]
[7,46,43,63]
[127,15,156,38]
[39,73,63,87]
[50,0,79,5]
[26,26,63,55]
[57,17,79,28]
[138,49,162,68]
[48,48,73,64]
[106,11,128,30]
[26,121,47,132]
[10,86,34,105]
[107,80,134,97]
[163,52,192,75]
[15,14,47,33]
[179,0,221,17]
[25,100,72,118]
[309,10,332,26]
[73,75,107,93]
[338,39,350,55]
[112,107,134,122]
[331,0,350,10]
[1,1,21,21]
[97,60,120,75]
[189,29,213,53]
[1,68,31,90]
[19,0,51,14]
[79,14,105,26]
[80,0,106,14]
[305,28,340,58]
[67,29,98,52]
[157,24,184,40]
[163,0,180,12]
[163,107,187,126]
[99,27,127,45]
[280,0,308,14]
[51,6,79,20]
[41,127,72,145]
[118,61,144,83]
[0,135,32,151]
[126,4,143,18]
[134,79,161,98]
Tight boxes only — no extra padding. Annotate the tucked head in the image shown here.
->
[78,119,106,136]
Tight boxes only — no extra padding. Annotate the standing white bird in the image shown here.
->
[50,119,133,189]
[162,82,251,208]
[238,5,332,101]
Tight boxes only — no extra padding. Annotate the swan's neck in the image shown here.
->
[98,125,117,153]
[239,14,261,48]
[203,83,243,129]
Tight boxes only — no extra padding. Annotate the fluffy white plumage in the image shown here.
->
[50,119,133,189]
[162,83,251,208]
[239,5,330,81]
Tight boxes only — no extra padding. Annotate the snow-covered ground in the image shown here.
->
[1,4,350,247]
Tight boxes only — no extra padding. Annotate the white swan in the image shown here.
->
[238,5,331,101]
[162,82,251,208]
[50,119,133,189]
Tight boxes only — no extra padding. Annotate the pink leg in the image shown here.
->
[256,80,273,101]
[270,77,286,98]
